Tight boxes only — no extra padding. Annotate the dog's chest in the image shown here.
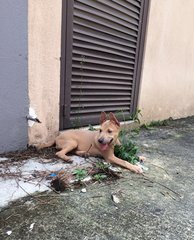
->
[89,145,102,156]
[77,143,101,157]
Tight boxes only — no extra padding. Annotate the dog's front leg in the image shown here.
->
[55,141,78,162]
[106,154,143,174]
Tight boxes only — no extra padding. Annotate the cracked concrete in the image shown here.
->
[0,116,194,240]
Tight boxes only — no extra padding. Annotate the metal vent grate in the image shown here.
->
[60,0,149,128]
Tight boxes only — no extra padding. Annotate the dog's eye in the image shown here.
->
[108,129,112,134]
[99,129,102,133]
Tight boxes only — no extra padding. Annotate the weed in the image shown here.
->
[72,168,87,181]
[129,109,142,124]
[94,162,109,171]
[115,109,142,124]
[71,55,86,128]
[115,110,126,123]
[93,173,107,182]
[118,129,125,138]
[131,127,140,136]
[88,124,97,131]
[114,133,139,164]
[141,119,171,130]
[141,123,152,130]
[92,162,121,180]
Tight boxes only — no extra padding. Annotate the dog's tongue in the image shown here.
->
[100,143,108,151]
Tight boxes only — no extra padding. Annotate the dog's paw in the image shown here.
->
[32,143,42,150]
[75,151,90,158]
[56,152,73,163]
[132,165,143,174]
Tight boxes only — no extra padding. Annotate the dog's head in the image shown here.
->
[97,112,120,151]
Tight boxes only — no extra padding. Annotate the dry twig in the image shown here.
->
[142,174,182,198]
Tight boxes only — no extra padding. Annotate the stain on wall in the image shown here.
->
[0,0,28,152]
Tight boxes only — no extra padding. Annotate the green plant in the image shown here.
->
[94,162,109,171]
[141,119,171,130]
[71,55,86,128]
[72,168,87,181]
[115,109,142,124]
[115,110,126,123]
[114,134,139,164]
[88,124,97,131]
[93,173,107,182]
[141,123,152,130]
[129,109,142,124]
[131,127,140,135]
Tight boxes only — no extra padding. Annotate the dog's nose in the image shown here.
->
[98,138,104,144]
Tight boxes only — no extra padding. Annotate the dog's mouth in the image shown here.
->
[99,143,109,151]
[98,138,113,151]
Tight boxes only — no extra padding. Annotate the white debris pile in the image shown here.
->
[0,153,123,208]
[0,156,88,208]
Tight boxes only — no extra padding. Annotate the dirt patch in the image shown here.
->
[0,146,58,163]
[1,116,194,239]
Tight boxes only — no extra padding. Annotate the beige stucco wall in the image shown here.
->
[28,0,62,144]
[28,0,194,143]
[138,0,194,122]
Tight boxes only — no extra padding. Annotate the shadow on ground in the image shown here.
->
[0,117,194,240]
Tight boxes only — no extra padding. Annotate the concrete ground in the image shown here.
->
[0,117,194,240]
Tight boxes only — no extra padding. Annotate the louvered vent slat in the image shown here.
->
[73,27,137,49]
[72,79,133,85]
[72,56,135,69]
[112,0,140,15]
[74,18,137,43]
[126,0,141,8]
[75,0,139,28]
[74,9,138,37]
[72,64,134,75]
[73,50,135,64]
[73,32,137,53]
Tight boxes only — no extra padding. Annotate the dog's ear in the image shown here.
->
[100,112,107,124]
[109,112,120,127]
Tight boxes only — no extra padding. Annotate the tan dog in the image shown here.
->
[37,112,143,174]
